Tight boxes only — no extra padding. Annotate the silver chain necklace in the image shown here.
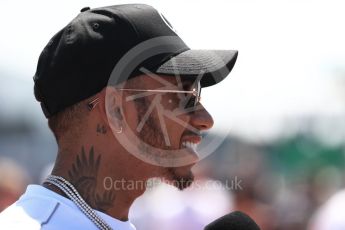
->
[45,175,113,230]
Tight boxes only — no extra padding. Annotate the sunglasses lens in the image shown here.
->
[181,81,201,109]
[185,96,196,109]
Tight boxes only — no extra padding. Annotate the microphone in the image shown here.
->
[204,211,261,230]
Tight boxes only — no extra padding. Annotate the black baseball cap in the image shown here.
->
[33,4,238,118]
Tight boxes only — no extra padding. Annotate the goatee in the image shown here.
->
[167,167,194,190]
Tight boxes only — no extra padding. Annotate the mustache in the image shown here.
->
[182,129,202,137]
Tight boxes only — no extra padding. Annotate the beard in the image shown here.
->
[166,167,194,190]
[136,102,195,190]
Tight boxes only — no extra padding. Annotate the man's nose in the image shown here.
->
[189,104,214,131]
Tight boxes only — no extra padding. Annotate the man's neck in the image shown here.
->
[45,144,146,221]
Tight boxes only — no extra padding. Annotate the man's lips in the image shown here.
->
[181,135,202,145]
[180,135,202,152]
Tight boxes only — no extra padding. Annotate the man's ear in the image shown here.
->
[101,87,123,131]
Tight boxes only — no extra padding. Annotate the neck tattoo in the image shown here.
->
[44,146,116,229]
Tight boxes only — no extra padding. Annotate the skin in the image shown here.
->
[43,74,214,221]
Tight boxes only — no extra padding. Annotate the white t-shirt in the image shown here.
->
[309,190,345,230]
[0,185,136,230]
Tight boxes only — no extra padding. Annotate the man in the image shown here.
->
[0,4,237,229]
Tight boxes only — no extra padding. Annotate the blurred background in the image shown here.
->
[1,0,345,229]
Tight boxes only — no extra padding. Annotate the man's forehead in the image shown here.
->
[126,74,196,88]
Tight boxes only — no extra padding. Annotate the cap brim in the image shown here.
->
[155,49,238,87]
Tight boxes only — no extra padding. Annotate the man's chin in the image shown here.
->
[166,166,195,190]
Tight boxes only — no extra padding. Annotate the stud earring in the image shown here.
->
[116,126,123,134]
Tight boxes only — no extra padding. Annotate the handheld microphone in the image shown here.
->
[204,211,261,230]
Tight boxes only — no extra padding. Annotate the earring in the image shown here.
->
[116,126,123,134]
